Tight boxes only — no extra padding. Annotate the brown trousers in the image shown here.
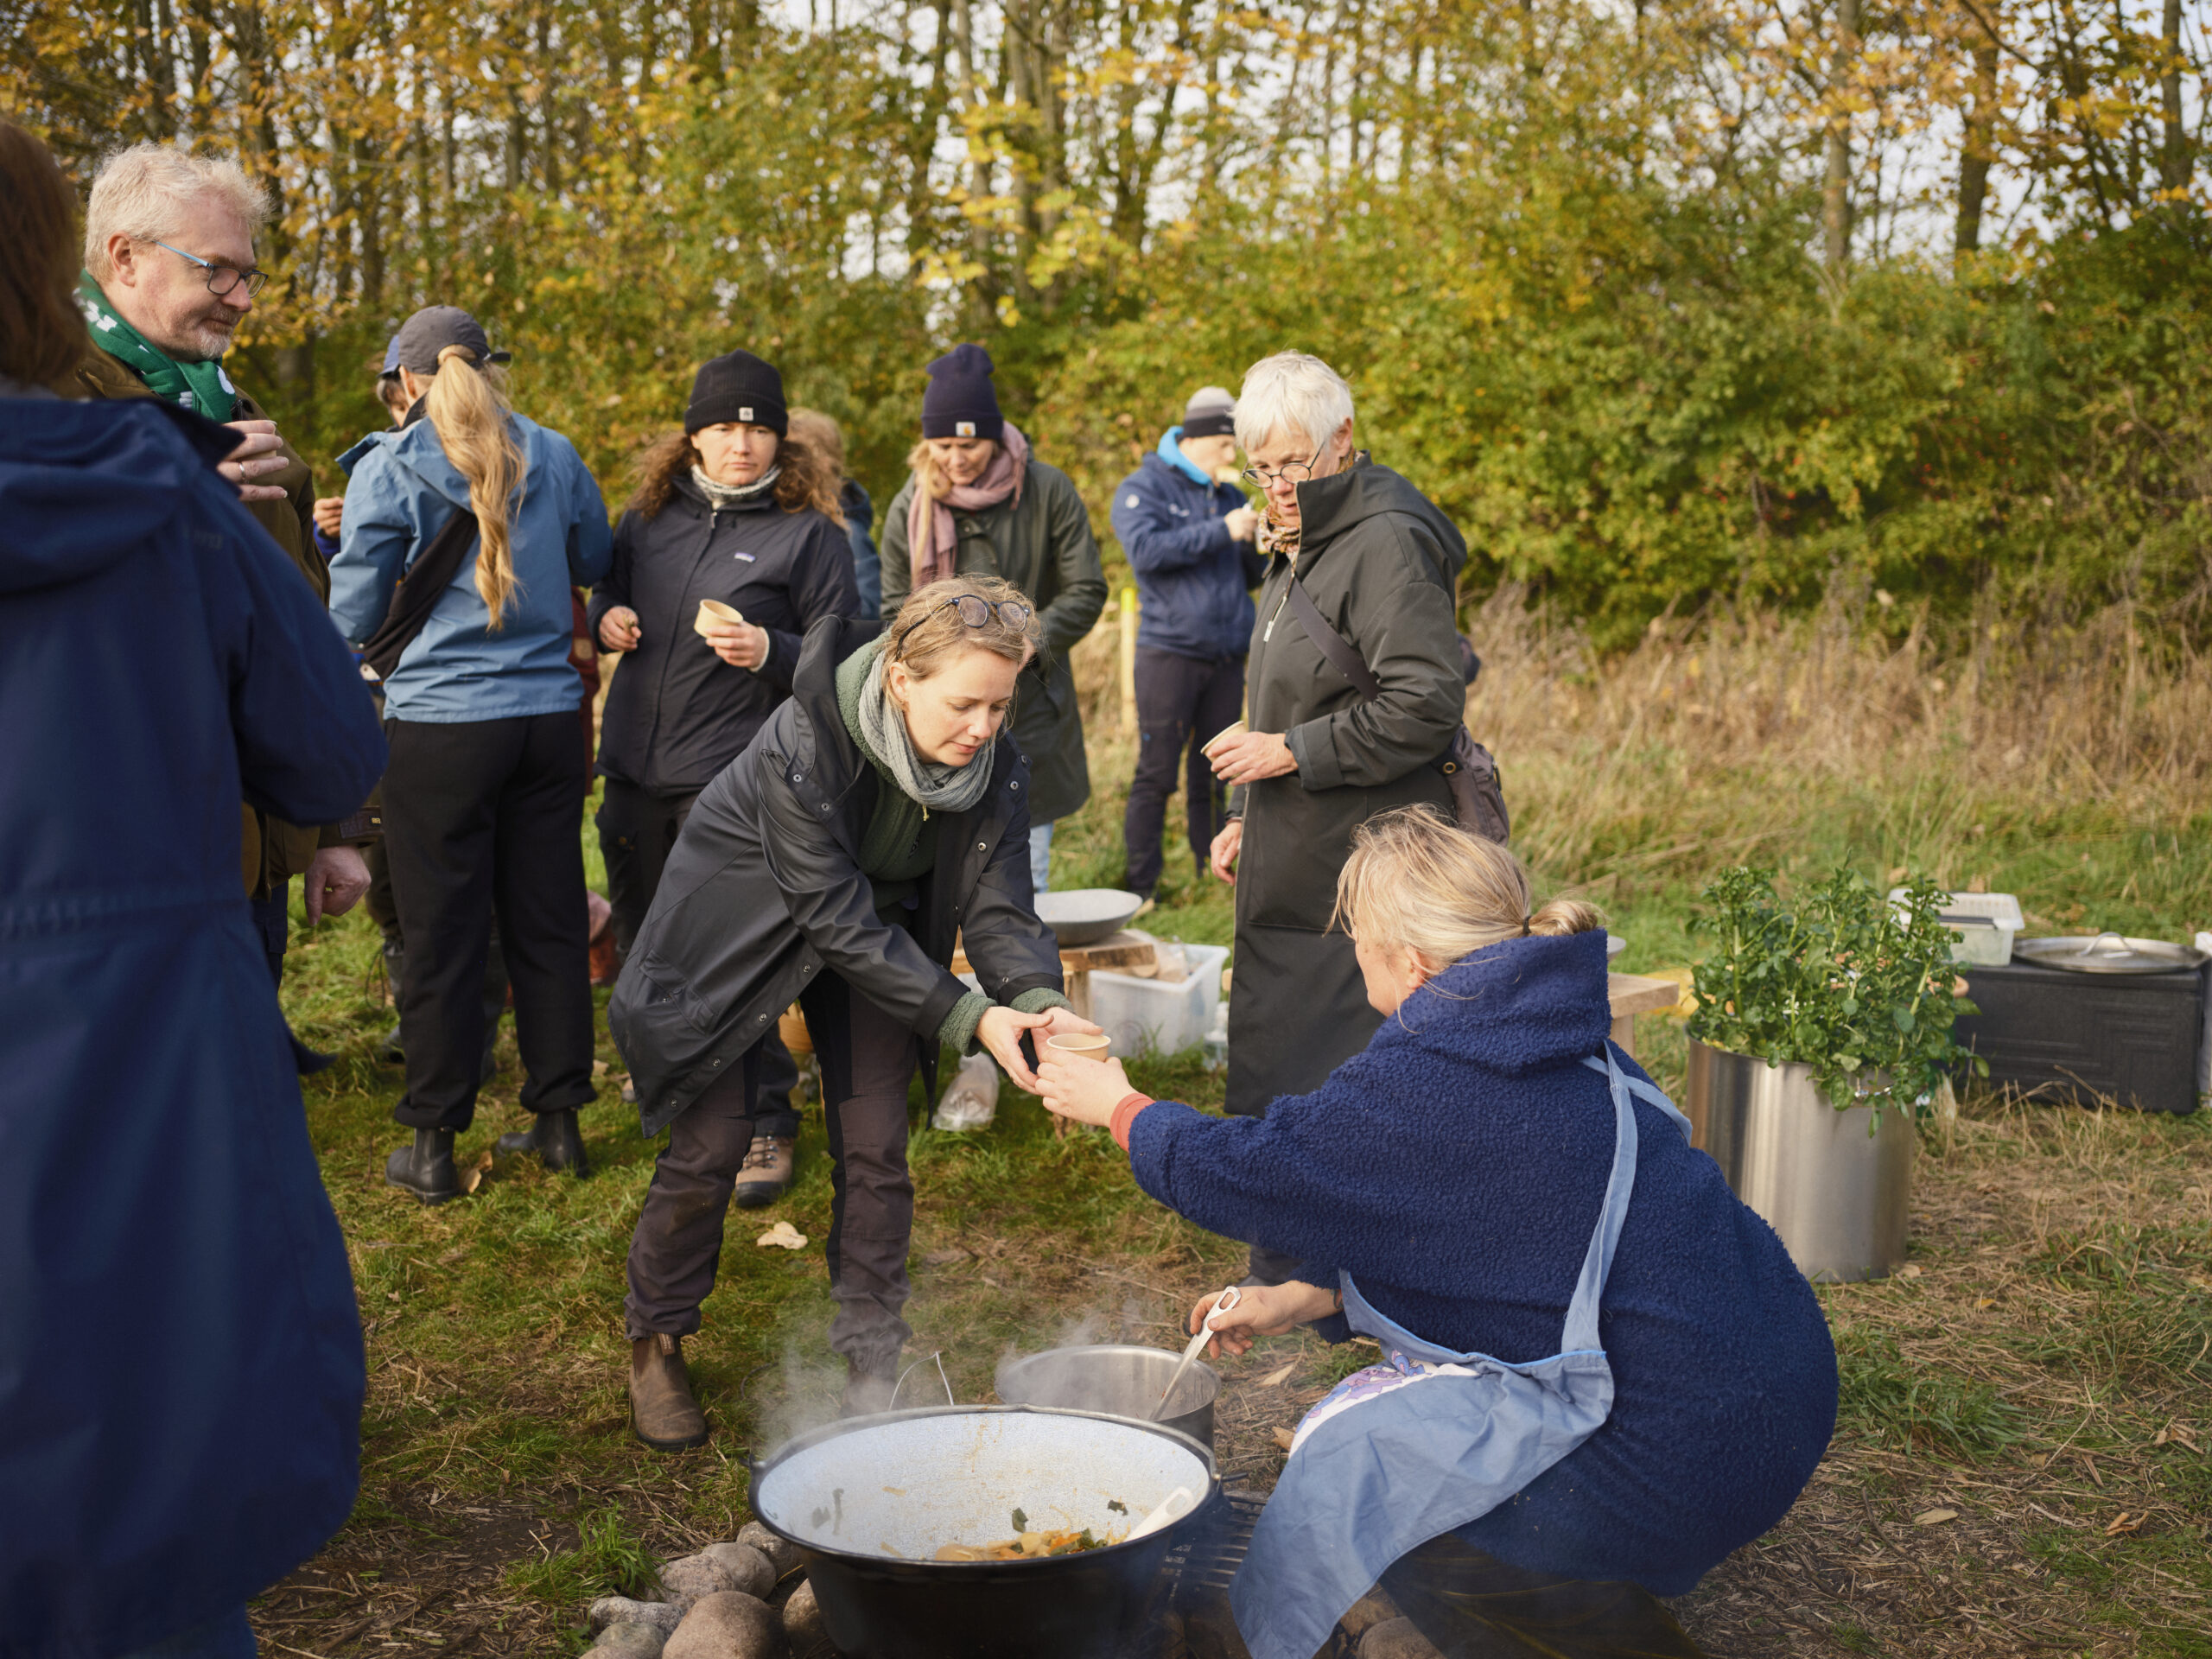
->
[624,968,918,1369]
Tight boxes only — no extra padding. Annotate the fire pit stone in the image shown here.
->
[664,1589,781,1659]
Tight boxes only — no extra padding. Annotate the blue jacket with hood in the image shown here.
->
[1128,930,1837,1596]
[0,395,385,1656]
[328,408,613,721]
[1109,429,1265,661]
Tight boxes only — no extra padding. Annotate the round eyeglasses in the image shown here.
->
[155,241,270,299]
[892,594,1037,657]
[1241,445,1325,488]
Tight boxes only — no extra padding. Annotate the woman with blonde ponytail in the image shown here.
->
[330,305,613,1205]
[1039,806,1836,1659]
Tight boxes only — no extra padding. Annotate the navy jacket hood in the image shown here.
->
[0,397,232,593]
[1390,930,1616,1076]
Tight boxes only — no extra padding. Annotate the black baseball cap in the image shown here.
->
[389,305,512,374]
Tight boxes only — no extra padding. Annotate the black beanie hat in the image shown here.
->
[686,350,788,436]
[921,343,1004,442]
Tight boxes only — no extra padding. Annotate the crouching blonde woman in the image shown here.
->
[608,576,1102,1446]
[1040,808,1836,1659]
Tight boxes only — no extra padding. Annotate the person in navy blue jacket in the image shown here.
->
[1109,386,1266,899]
[1,117,386,1659]
[330,305,613,1202]
[1042,810,1835,1658]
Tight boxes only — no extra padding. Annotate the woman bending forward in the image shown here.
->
[609,576,1099,1446]
[1042,808,1835,1659]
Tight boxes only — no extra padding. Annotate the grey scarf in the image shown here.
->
[857,648,996,814]
[691,463,780,512]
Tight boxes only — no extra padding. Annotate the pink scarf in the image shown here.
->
[906,423,1032,591]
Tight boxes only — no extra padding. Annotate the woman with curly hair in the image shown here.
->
[588,349,861,1204]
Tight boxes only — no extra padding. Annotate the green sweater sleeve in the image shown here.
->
[937,986,1078,1056]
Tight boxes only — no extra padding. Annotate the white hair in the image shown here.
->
[84,143,272,279]
[1234,351,1355,455]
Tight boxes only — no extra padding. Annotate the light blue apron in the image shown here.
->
[1230,1047,1691,1659]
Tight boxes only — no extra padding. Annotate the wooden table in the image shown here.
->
[950,929,1158,1022]
[1607,971,1681,1058]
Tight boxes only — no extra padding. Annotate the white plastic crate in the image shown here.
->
[1890,888,2023,967]
[1089,944,1230,1060]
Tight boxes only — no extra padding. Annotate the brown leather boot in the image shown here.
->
[733,1135,796,1210]
[630,1334,709,1451]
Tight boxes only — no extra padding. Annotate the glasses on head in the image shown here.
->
[155,241,270,299]
[892,594,1036,658]
[1242,446,1325,488]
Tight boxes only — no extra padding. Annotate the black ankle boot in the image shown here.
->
[385,1128,459,1204]
[496,1109,589,1176]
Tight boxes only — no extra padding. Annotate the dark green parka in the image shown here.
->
[1226,459,1468,1120]
[878,458,1108,824]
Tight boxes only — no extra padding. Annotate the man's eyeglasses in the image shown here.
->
[892,594,1037,657]
[1243,446,1325,488]
[155,241,270,299]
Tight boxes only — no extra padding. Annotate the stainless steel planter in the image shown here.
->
[1684,1040,1914,1282]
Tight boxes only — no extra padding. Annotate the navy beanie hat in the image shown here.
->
[686,350,789,436]
[921,343,1004,442]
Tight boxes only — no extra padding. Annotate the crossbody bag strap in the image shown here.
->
[360,505,481,681]
[1281,573,1383,701]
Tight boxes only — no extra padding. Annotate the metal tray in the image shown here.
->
[2012,933,2208,976]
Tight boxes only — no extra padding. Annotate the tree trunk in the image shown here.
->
[2159,0,2187,193]
[1822,0,1859,276]
[1955,32,1999,259]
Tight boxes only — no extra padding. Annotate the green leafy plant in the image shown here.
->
[1688,866,1982,1120]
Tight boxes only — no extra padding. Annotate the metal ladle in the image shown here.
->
[1153,1286,1240,1421]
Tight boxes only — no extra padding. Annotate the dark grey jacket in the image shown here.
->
[1226,460,1467,1119]
[879,458,1107,823]
[589,474,860,793]
[607,616,1063,1136]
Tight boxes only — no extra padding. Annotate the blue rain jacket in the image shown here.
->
[328,410,612,721]
[1109,431,1263,661]
[0,396,385,1658]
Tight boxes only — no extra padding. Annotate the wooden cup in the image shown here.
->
[1044,1033,1111,1064]
[1199,718,1249,759]
[695,598,744,639]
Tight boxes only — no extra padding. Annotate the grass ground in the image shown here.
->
[257,605,2211,1657]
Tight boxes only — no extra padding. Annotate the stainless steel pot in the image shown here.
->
[749,1405,1219,1659]
[994,1344,1217,1449]
[1685,1040,1914,1282]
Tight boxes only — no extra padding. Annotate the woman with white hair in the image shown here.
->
[1203,351,1469,1281]
[1041,810,1835,1659]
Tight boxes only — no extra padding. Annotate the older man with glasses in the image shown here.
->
[1204,351,1471,1287]
[77,143,376,1005]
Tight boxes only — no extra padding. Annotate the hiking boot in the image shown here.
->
[630,1334,709,1451]
[733,1134,795,1209]
[841,1357,901,1419]
[495,1108,589,1176]
[385,1128,459,1205]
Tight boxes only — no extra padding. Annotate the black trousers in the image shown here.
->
[384,712,596,1132]
[626,967,918,1368]
[1379,1532,1704,1657]
[1122,646,1245,893]
[598,774,800,1126]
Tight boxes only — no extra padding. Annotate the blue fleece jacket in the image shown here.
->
[1129,931,1836,1594]
[328,411,612,721]
[1110,431,1262,661]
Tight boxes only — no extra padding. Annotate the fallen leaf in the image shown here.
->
[922,1248,970,1267]
[1975,1297,1997,1309]
[1272,1426,1296,1452]
[1259,1363,1296,1388]
[592,1059,609,1077]
[1897,1264,1924,1279]
[1913,1508,1958,1526]
[2104,1511,2144,1537]
[459,1150,494,1195]
[756,1220,808,1250]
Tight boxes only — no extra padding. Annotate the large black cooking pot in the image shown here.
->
[750,1405,1220,1659]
